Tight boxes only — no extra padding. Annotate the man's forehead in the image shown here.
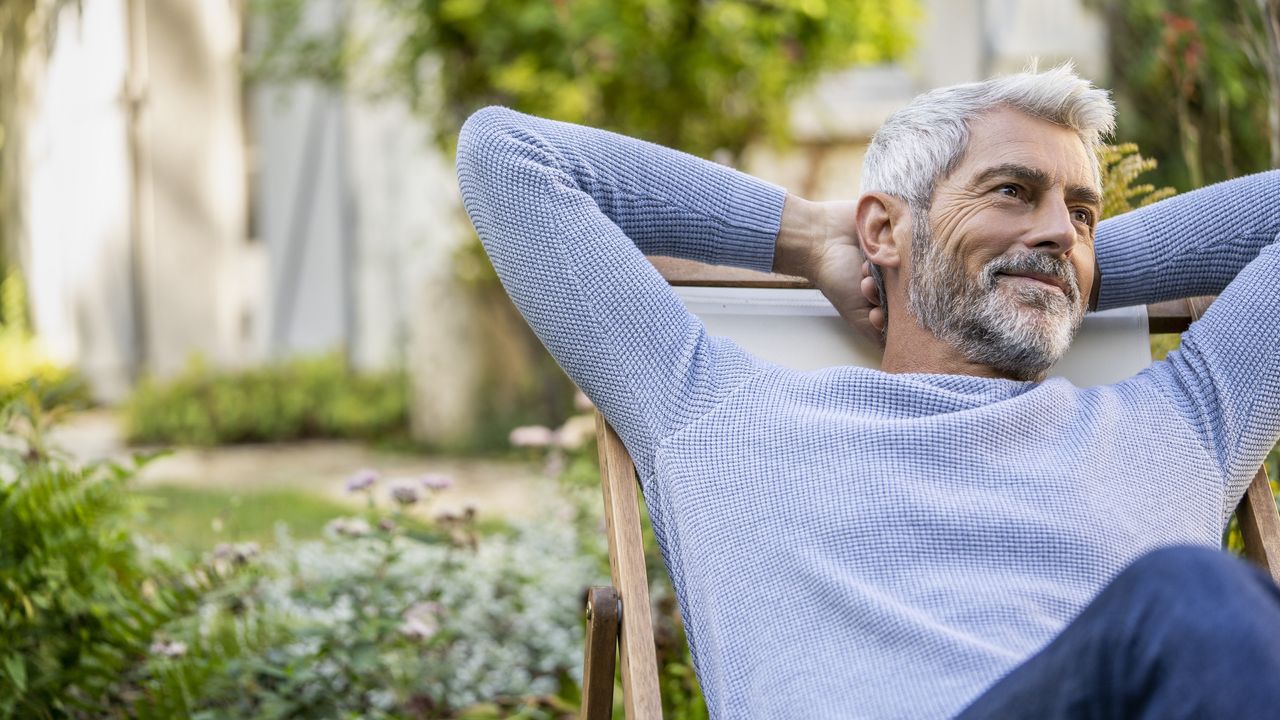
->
[957,110,1100,195]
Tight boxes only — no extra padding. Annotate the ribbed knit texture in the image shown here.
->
[456,106,1280,719]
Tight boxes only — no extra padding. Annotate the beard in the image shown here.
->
[905,208,1086,381]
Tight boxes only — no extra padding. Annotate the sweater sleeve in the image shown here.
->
[1098,171,1280,505]
[455,107,785,477]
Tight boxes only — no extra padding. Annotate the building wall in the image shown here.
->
[25,0,136,401]
[139,0,256,378]
[23,0,254,400]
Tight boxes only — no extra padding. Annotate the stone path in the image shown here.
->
[49,410,560,522]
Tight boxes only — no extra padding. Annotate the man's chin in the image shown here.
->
[965,306,1078,379]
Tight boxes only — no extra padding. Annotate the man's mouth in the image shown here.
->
[997,272,1069,296]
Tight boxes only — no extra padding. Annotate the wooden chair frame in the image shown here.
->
[577,272,1280,720]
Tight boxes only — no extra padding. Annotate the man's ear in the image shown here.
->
[855,192,910,269]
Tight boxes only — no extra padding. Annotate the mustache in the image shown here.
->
[980,253,1080,303]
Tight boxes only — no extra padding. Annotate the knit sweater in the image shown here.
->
[455,106,1280,719]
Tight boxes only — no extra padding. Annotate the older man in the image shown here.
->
[456,66,1280,718]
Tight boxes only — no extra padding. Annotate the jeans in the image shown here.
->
[956,546,1280,720]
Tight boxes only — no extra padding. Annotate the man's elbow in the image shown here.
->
[456,105,520,172]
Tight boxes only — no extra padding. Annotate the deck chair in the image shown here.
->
[577,260,1280,720]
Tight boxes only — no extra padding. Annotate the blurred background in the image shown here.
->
[2,0,1278,717]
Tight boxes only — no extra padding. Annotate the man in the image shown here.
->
[456,66,1280,718]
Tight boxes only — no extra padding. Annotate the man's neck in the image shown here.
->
[879,315,1023,380]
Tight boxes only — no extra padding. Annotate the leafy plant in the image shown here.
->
[0,388,236,718]
[1093,0,1280,190]
[1098,143,1178,219]
[123,353,409,447]
[0,269,87,408]
[251,0,919,161]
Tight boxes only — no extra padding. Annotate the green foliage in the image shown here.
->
[0,270,87,408]
[251,0,919,159]
[1095,0,1278,189]
[0,389,238,718]
[1,389,609,718]
[1098,143,1178,219]
[124,353,409,447]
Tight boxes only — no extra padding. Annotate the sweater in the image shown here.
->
[455,106,1280,719]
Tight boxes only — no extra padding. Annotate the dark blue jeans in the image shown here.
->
[957,546,1280,719]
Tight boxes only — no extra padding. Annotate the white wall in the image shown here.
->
[23,0,253,400]
[25,0,136,401]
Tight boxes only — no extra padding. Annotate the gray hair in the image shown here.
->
[861,63,1116,212]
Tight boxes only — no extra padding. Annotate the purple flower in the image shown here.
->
[390,482,420,506]
[345,469,379,493]
[420,473,453,491]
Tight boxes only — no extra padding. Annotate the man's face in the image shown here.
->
[905,108,1101,381]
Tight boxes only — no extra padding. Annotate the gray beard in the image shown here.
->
[905,208,1086,381]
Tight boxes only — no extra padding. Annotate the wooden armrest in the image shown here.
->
[580,586,621,720]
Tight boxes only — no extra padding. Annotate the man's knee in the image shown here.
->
[1114,545,1257,601]
[1106,545,1280,647]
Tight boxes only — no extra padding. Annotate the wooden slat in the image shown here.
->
[649,256,808,288]
[580,586,621,720]
[649,256,1214,334]
[1237,468,1280,583]
[595,412,664,720]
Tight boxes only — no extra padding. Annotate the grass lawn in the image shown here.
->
[132,485,351,557]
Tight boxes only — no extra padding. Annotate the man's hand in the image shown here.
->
[774,194,885,344]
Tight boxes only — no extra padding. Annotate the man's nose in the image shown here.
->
[1023,197,1076,257]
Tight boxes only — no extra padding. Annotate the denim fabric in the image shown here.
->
[958,546,1280,719]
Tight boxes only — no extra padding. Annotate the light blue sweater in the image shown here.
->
[456,107,1280,719]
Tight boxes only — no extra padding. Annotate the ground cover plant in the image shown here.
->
[169,475,599,719]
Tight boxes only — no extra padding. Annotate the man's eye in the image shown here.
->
[1071,208,1094,225]
[996,184,1022,198]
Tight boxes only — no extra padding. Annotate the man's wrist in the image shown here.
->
[773,194,823,279]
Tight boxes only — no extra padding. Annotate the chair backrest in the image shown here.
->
[672,285,1153,385]
[584,265,1280,720]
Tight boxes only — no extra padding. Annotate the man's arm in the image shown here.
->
[1097,171,1280,511]
[456,107,785,477]
[1094,171,1280,309]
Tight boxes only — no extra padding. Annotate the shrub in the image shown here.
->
[123,353,409,446]
[0,389,236,718]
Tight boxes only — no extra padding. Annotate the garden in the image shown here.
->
[3,0,1280,718]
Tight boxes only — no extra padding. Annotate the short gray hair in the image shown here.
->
[860,63,1116,211]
